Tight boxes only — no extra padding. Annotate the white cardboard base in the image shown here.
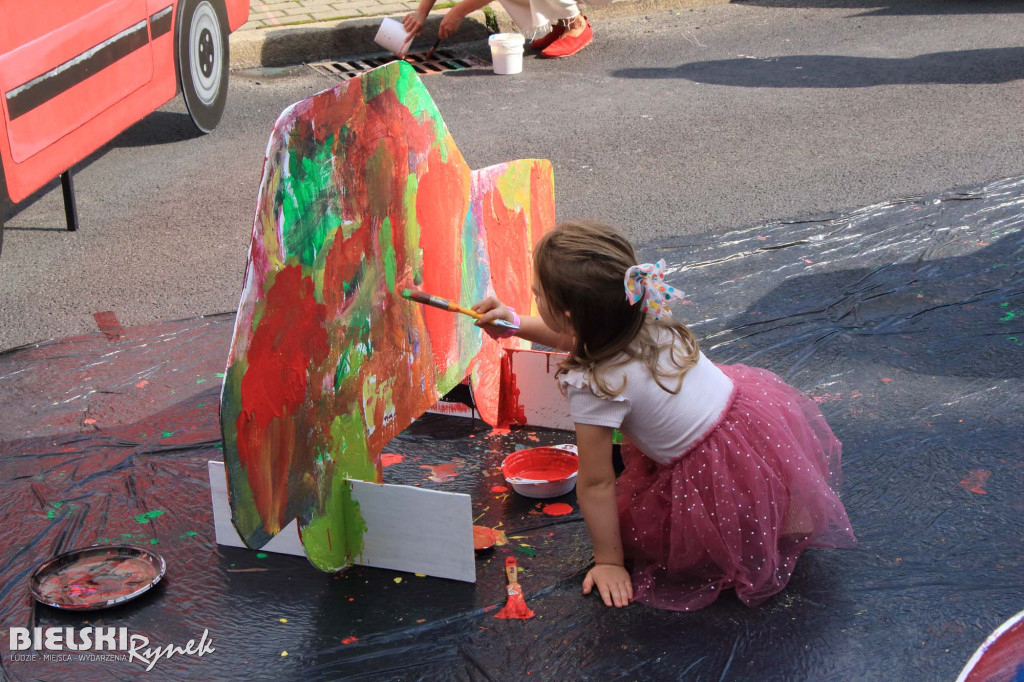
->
[210,349,569,581]
[208,461,475,582]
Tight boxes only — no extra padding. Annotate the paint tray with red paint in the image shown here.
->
[29,545,166,611]
[501,445,578,499]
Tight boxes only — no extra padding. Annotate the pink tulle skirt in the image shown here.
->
[617,363,857,612]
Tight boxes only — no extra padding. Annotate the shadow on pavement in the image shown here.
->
[613,47,1024,87]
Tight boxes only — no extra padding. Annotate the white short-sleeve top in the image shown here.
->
[558,336,734,465]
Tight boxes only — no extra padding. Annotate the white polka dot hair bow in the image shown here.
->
[624,260,685,320]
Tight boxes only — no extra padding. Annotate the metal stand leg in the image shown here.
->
[61,170,79,232]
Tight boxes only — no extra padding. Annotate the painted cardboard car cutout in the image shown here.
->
[0,0,249,233]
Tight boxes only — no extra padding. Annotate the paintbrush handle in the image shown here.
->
[505,556,519,585]
[425,37,441,59]
[404,289,519,331]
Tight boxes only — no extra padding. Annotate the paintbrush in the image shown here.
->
[401,288,519,332]
[494,556,534,619]
[425,37,441,60]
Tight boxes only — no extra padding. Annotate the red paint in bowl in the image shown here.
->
[501,446,578,499]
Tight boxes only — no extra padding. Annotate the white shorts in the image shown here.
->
[495,0,579,33]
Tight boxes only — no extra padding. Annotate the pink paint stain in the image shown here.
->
[542,503,573,517]
[959,469,991,495]
[421,463,460,483]
[381,453,404,467]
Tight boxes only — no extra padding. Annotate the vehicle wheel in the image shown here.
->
[177,0,229,133]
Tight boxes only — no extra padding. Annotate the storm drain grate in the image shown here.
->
[309,50,486,81]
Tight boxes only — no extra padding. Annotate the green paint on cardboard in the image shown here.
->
[329,409,376,482]
[380,217,397,293]
[279,135,343,268]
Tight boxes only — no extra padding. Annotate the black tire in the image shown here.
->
[177,0,230,133]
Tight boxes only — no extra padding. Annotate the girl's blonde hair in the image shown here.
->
[534,221,699,397]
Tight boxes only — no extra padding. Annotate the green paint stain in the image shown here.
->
[218,361,265,542]
[196,378,206,384]
[161,431,174,438]
[999,311,1017,322]
[297,408,376,570]
[216,372,225,378]
[403,175,423,283]
[134,510,165,524]
[368,62,446,147]
[515,546,536,557]
[311,223,342,301]
[612,429,624,445]
[329,409,376,482]
[257,553,268,559]
[197,403,205,408]
[122,533,133,538]
[149,539,159,545]
[380,217,397,293]
[279,135,343,268]
[1001,302,1009,307]
[180,531,198,538]
[495,161,532,212]
[45,501,66,519]
[334,342,366,392]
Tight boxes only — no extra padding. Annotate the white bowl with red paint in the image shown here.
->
[501,444,578,499]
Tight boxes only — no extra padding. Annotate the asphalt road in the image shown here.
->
[2,0,1022,350]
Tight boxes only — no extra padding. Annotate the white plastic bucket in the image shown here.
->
[488,33,525,75]
[374,17,413,56]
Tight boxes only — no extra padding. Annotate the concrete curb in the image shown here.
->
[230,9,492,69]
[230,0,727,69]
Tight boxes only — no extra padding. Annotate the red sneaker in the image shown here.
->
[529,24,565,50]
[540,19,592,58]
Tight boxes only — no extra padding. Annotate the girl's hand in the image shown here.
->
[472,296,516,338]
[437,8,465,40]
[402,10,427,36]
[583,563,633,608]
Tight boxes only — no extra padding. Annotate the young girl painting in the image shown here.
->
[473,221,857,612]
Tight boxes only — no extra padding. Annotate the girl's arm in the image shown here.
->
[575,423,633,608]
[472,297,575,351]
[437,0,492,39]
[402,0,437,37]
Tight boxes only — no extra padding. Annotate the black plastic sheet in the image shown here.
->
[1,176,1022,680]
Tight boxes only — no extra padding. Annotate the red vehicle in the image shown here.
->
[0,0,249,231]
